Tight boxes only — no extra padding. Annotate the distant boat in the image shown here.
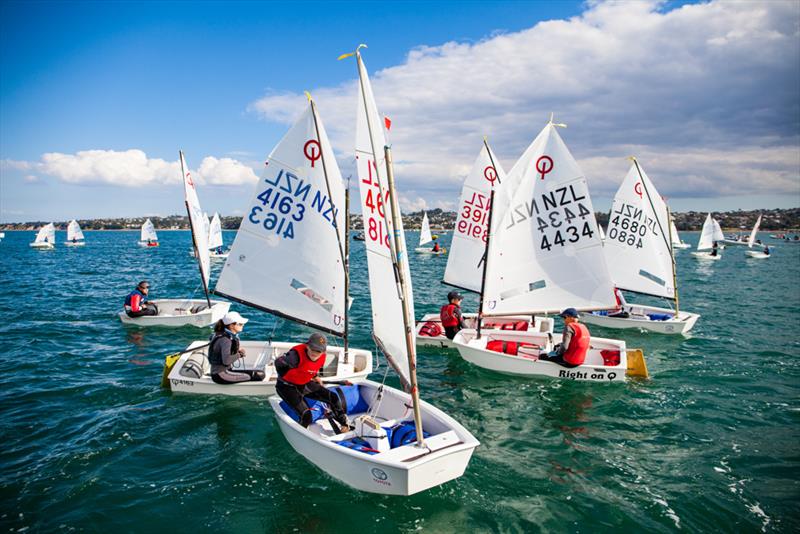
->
[691,213,723,260]
[670,217,691,249]
[414,211,445,254]
[30,223,56,249]
[745,215,770,259]
[138,219,159,247]
[207,212,229,258]
[64,220,86,246]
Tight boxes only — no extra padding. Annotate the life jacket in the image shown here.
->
[486,340,536,356]
[281,344,326,386]
[562,323,590,365]
[124,289,146,311]
[432,243,440,252]
[440,304,460,328]
[418,321,443,337]
[207,330,240,367]
[500,321,528,331]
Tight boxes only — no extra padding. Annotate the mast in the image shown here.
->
[666,206,680,315]
[384,145,425,448]
[344,188,350,363]
[180,150,212,307]
[476,137,500,339]
[307,93,349,356]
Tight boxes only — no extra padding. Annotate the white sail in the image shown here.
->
[215,102,347,334]
[140,219,158,242]
[748,215,762,247]
[712,218,725,242]
[697,213,715,250]
[443,142,508,293]
[181,152,211,290]
[34,223,55,244]
[670,218,682,245]
[419,212,433,246]
[603,161,675,299]
[599,223,606,240]
[208,213,224,250]
[482,122,615,315]
[66,220,84,241]
[355,52,414,388]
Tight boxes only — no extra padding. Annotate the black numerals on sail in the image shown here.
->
[248,168,338,241]
[608,203,659,249]
[507,184,595,252]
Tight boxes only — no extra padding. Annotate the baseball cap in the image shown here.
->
[559,308,579,318]
[222,311,249,325]
[307,332,327,353]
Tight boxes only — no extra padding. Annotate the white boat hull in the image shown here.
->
[453,329,628,382]
[672,242,691,249]
[721,239,749,247]
[414,247,446,255]
[118,299,230,327]
[269,379,479,495]
[29,242,54,249]
[138,240,159,247]
[167,340,373,396]
[745,250,770,259]
[415,313,554,348]
[581,304,700,334]
[64,241,86,246]
[691,251,722,260]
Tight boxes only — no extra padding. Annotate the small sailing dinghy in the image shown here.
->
[207,212,228,258]
[670,217,691,249]
[581,159,700,334]
[452,119,644,381]
[414,212,444,254]
[64,220,86,246]
[30,223,56,249]
[691,213,723,260]
[168,99,373,395]
[745,214,770,259]
[417,140,554,348]
[269,48,478,495]
[120,152,230,328]
[138,219,159,247]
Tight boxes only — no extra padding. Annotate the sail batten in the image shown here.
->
[214,104,347,334]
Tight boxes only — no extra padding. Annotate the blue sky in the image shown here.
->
[1,0,798,223]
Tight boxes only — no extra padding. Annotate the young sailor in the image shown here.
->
[432,239,441,253]
[124,281,159,317]
[440,291,467,339]
[208,312,265,384]
[274,333,349,430]
[541,308,590,368]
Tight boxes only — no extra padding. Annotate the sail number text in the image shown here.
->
[607,202,660,249]
[505,184,596,251]
[456,191,491,242]
[360,159,390,248]
[248,168,339,240]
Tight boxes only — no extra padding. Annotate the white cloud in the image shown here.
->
[196,156,258,185]
[250,0,800,208]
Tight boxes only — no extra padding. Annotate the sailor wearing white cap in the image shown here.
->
[208,311,265,384]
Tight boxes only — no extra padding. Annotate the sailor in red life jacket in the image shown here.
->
[432,239,441,253]
[274,333,350,430]
[440,291,467,339]
[541,308,590,368]
[124,281,159,317]
[608,287,630,318]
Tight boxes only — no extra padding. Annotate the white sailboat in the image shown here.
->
[670,217,691,249]
[64,220,86,246]
[30,223,56,249]
[745,214,770,259]
[207,212,228,258]
[452,119,644,382]
[691,213,722,260]
[417,141,553,348]
[120,152,230,328]
[413,211,443,254]
[138,219,159,247]
[268,47,478,495]
[168,99,372,395]
[581,159,700,334]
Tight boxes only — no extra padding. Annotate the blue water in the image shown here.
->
[0,230,798,532]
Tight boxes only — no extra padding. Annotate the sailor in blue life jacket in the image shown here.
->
[124,281,159,317]
[541,308,591,368]
[763,245,770,255]
[208,312,266,384]
[440,291,467,340]
[274,333,350,430]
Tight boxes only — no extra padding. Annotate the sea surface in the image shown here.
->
[0,230,798,533]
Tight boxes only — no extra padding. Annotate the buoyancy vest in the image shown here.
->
[419,321,443,337]
[562,323,590,365]
[486,340,536,356]
[440,304,460,328]
[208,330,240,367]
[281,344,326,386]
[124,289,146,311]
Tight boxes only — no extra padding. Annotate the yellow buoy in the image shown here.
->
[625,349,649,379]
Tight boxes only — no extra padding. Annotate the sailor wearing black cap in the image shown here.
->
[440,291,467,340]
[541,308,591,368]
